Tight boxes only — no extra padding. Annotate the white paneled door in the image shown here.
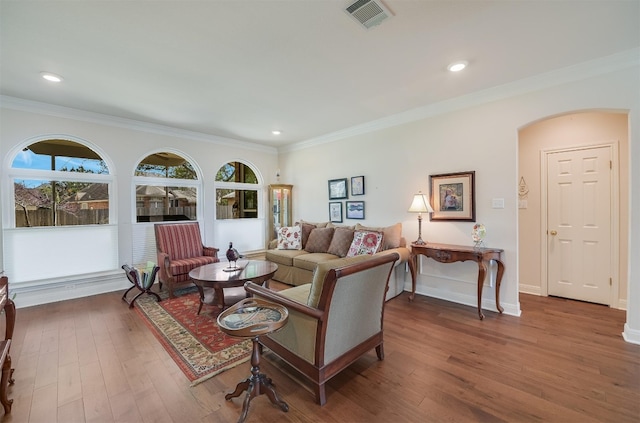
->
[547,146,612,305]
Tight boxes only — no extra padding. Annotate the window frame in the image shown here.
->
[6,137,115,228]
[132,150,203,224]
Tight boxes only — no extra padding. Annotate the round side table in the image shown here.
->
[217,297,289,423]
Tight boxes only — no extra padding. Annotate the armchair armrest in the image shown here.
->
[157,251,172,280]
[244,282,324,321]
[203,246,219,258]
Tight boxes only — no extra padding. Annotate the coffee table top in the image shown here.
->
[189,260,278,287]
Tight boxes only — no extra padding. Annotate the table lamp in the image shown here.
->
[408,191,434,245]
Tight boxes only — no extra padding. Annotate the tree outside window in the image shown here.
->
[215,162,259,219]
[11,139,110,227]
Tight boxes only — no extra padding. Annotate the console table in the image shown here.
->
[408,243,505,320]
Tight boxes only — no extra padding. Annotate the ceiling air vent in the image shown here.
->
[345,0,393,29]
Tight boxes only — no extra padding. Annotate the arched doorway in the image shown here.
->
[517,110,629,309]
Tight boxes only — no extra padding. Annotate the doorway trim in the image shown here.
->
[539,141,620,308]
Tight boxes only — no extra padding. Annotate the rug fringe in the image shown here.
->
[190,355,251,387]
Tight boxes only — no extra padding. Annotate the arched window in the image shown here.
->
[133,152,200,222]
[11,139,110,227]
[5,137,117,285]
[215,161,259,219]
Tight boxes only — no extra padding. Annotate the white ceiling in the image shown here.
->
[1,1,639,148]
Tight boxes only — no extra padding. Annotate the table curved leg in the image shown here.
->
[408,254,417,301]
[225,378,250,400]
[261,374,289,412]
[477,261,487,320]
[226,336,288,422]
[195,285,205,315]
[238,382,256,423]
[495,260,505,314]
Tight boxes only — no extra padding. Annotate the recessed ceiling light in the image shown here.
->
[272,130,282,135]
[447,61,468,72]
[41,72,64,82]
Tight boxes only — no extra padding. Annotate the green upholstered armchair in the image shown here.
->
[245,252,399,405]
[154,222,219,298]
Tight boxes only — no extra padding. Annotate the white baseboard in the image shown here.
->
[11,271,130,308]
[519,284,542,296]
[403,280,520,317]
[622,323,640,345]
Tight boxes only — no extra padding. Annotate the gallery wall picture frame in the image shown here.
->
[328,178,348,200]
[350,176,365,196]
[329,202,343,223]
[429,171,476,222]
[346,201,365,219]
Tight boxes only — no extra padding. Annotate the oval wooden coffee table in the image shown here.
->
[189,260,278,314]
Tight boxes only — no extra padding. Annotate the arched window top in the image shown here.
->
[12,139,109,174]
[215,161,257,184]
[135,152,197,180]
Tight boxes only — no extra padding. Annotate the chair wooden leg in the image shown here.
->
[375,343,384,360]
[315,383,327,406]
[0,349,12,414]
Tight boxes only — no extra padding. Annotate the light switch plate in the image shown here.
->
[492,198,505,209]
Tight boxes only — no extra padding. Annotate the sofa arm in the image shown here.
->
[244,282,324,321]
[268,239,278,249]
[203,246,219,258]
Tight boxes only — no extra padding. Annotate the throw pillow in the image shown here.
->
[346,230,384,257]
[326,227,355,257]
[304,227,335,253]
[276,225,302,250]
[355,222,402,250]
[300,223,316,249]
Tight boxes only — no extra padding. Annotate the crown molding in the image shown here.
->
[282,48,640,153]
[0,96,278,155]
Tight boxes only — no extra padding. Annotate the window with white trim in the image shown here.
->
[11,139,111,227]
[134,152,199,223]
[215,161,259,219]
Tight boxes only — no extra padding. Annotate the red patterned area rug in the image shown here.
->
[135,289,252,386]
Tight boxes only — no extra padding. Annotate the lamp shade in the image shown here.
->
[408,192,434,213]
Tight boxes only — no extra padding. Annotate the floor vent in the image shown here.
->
[345,0,393,29]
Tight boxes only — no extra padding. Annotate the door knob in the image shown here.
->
[550,230,557,236]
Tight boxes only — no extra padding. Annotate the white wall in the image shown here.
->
[0,104,279,306]
[279,64,639,342]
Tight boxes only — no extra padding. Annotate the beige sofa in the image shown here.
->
[265,221,410,300]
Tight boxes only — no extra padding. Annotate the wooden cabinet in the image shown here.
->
[268,184,293,242]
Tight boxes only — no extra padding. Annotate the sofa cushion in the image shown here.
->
[346,230,384,257]
[307,254,373,307]
[304,227,334,253]
[169,255,218,282]
[266,248,309,267]
[326,227,355,258]
[279,283,312,304]
[277,225,302,250]
[356,222,402,250]
[294,253,339,272]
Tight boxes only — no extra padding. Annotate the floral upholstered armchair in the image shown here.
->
[245,252,399,405]
[154,222,219,298]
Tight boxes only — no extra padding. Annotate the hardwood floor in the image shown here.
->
[1,285,638,422]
